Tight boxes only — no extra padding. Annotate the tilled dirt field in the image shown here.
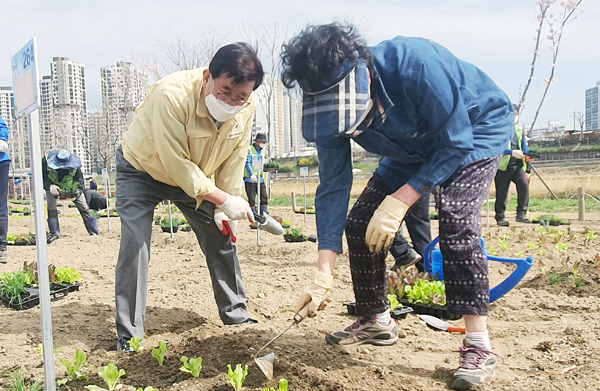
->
[1,206,599,391]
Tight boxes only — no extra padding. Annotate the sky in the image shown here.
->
[1,0,598,129]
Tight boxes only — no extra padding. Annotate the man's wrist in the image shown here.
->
[204,188,228,205]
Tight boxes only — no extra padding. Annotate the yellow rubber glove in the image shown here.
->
[293,270,333,319]
[365,195,409,253]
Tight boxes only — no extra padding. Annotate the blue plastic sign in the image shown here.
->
[11,38,39,117]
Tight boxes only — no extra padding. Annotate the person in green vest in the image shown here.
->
[42,149,99,238]
[494,105,531,226]
[243,133,268,215]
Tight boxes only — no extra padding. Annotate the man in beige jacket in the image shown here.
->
[114,43,264,351]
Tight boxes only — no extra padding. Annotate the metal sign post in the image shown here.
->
[300,167,308,222]
[252,155,263,245]
[28,175,33,222]
[167,200,174,239]
[13,37,57,391]
[101,168,110,232]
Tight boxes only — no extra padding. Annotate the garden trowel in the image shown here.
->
[419,315,466,333]
[253,213,285,235]
[254,310,307,380]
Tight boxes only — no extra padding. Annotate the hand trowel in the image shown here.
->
[419,314,466,333]
[254,308,307,380]
[253,213,285,235]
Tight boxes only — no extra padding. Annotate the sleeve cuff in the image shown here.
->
[317,233,343,253]
[407,176,434,197]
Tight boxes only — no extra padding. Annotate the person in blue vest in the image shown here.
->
[281,23,514,390]
[243,133,268,215]
[0,116,11,263]
[494,105,531,226]
[42,149,99,238]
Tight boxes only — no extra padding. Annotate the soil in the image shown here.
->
[1,208,600,390]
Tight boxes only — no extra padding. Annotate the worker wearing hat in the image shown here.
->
[281,22,514,389]
[243,132,268,215]
[43,149,99,238]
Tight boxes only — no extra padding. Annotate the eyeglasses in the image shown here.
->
[210,78,247,106]
[215,93,247,106]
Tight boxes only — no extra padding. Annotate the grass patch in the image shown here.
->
[488,197,600,214]
[270,196,358,207]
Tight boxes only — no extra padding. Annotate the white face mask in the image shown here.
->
[256,142,265,149]
[514,114,520,125]
[204,77,243,122]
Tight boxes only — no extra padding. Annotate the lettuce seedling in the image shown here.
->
[263,379,288,391]
[180,356,202,377]
[57,349,88,385]
[85,363,125,391]
[129,336,143,353]
[152,341,167,366]
[405,279,446,306]
[54,267,82,284]
[227,364,248,391]
[387,294,400,311]
[37,343,62,356]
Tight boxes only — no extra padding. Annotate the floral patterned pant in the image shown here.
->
[346,155,501,317]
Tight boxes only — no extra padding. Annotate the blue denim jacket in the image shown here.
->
[0,116,10,163]
[315,36,515,252]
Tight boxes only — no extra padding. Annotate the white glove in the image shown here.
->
[0,140,8,153]
[49,184,61,196]
[214,208,238,242]
[294,270,334,319]
[365,196,409,253]
[250,174,258,183]
[511,150,526,159]
[217,194,254,222]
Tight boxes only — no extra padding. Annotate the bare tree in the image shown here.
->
[241,21,284,158]
[519,0,584,135]
[83,101,120,172]
[575,111,586,141]
[154,29,227,75]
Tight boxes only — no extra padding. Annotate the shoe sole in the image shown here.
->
[391,254,422,271]
[450,373,494,390]
[325,334,399,347]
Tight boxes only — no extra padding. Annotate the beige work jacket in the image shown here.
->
[122,67,255,205]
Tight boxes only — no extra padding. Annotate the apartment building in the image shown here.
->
[253,74,303,158]
[585,81,599,130]
[96,61,149,171]
[39,57,91,173]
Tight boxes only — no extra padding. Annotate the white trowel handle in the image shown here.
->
[253,213,285,235]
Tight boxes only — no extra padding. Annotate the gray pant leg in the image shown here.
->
[115,152,162,339]
[173,199,251,325]
[46,191,58,211]
[74,191,93,220]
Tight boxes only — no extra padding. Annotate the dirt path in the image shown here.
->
[1,207,599,390]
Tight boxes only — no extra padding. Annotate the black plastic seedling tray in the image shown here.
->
[1,283,70,311]
[63,282,83,293]
[284,234,306,242]
[58,191,78,199]
[399,299,462,321]
[343,302,414,320]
